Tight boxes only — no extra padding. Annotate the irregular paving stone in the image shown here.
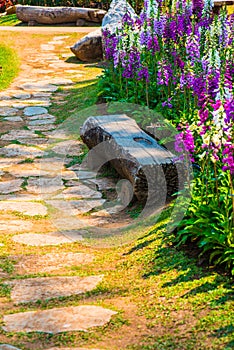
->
[51,140,82,156]
[44,130,69,139]
[0,107,18,116]
[0,145,45,158]
[0,345,21,350]
[0,220,33,233]
[28,124,55,131]
[27,118,56,126]
[13,92,31,99]
[46,199,105,215]
[0,158,21,168]
[4,116,23,122]
[15,252,94,274]
[1,130,38,141]
[88,178,117,191]
[21,82,58,92]
[12,232,83,246]
[0,179,24,194]
[24,106,48,116]
[8,275,103,304]
[0,194,40,201]
[49,78,73,85]
[6,163,50,177]
[51,217,87,230]
[12,100,51,109]
[47,348,101,350]
[2,305,117,333]
[41,44,55,51]
[26,113,55,121]
[0,202,47,216]
[27,177,64,194]
[57,184,102,200]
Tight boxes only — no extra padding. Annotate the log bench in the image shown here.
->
[80,114,186,204]
[15,5,106,26]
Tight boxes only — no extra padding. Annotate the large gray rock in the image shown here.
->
[70,29,103,62]
[70,0,137,62]
[102,0,138,33]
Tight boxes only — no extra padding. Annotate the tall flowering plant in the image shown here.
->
[101,0,234,273]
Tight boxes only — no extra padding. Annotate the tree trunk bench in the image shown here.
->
[80,115,185,204]
[16,5,106,25]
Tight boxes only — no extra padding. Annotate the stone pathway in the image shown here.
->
[0,32,117,350]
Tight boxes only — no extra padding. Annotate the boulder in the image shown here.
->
[16,5,106,25]
[70,28,103,62]
[102,0,138,33]
[70,0,138,62]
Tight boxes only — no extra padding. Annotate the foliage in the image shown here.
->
[100,0,234,274]
[0,44,20,90]
[0,0,16,13]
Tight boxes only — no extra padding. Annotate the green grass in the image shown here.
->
[0,14,21,26]
[0,43,20,90]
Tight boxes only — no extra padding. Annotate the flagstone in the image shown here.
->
[52,216,87,231]
[57,185,102,200]
[24,107,48,116]
[27,118,56,126]
[41,44,55,51]
[15,252,94,274]
[28,124,56,131]
[0,158,21,168]
[47,348,101,350]
[26,113,55,121]
[12,232,83,246]
[0,345,21,350]
[0,194,40,201]
[0,179,24,194]
[13,92,31,99]
[27,177,64,194]
[4,116,23,122]
[0,220,33,233]
[21,82,58,92]
[46,199,105,215]
[1,130,38,141]
[49,78,73,85]
[51,140,82,156]
[6,163,50,177]
[0,145,45,158]
[0,202,47,216]
[8,275,103,304]
[2,305,117,333]
[0,107,18,116]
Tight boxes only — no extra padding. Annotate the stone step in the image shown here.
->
[7,275,103,304]
[14,252,94,274]
[2,305,117,333]
[12,232,83,246]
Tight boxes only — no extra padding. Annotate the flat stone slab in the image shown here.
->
[0,202,47,216]
[27,177,64,194]
[0,158,21,168]
[0,345,21,350]
[12,232,83,246]
[46,199,105,215]
[2,305,117,333]
[0,107,18,116]
[28,124,55,131]
[7,275,103,304]
[13,92,31,99]
[0,145,45,158]
[0,220,33,233]
[27,118,55,126]
[0,179,23,194]
[21,82,58,92]
[4,116,23,122]
[24,106,48,116]
[6,163,50,177]
[26,113,55,121]
[57,184,102,200]
[15,252,94,274]
[1,130,38,141]
[51,140,82,156]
